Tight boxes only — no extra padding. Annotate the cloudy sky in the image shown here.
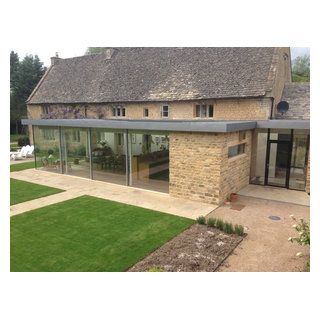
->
[12,47,310,67]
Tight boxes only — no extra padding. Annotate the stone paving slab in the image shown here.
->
[238,184,310,206]
[10,169,217,219]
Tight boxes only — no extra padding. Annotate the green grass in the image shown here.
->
[10,161,38,172]
[10,178,64,205]
[10,195,194,272]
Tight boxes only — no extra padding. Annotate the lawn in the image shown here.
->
[10,161,36,172]
[11,195,194,272]
[10,178,64,205]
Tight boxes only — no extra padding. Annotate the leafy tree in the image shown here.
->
[85,47,107,55]
[292,54,310,82]
[10,52,46,134]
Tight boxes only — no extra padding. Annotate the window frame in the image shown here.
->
[194,104,214,118]
[143,108,149,117]
[112,106,126,118]
[228,143,246,159]
[161,105,169,118]
[42,128,55,141]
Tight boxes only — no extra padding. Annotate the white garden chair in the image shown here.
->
[11,145,29,160]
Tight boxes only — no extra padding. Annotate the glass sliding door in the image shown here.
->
[289,130,309,190]
[60,128,90,179]
[33,126,61,173]
[129,132,169,193]
[266,141,291,187]
[90,129,127,185]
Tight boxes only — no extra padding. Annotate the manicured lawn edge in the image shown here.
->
[10,161,37,172]
[11,195,194,272]
[10,178,64,205]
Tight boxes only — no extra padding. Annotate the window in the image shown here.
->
[144,108,149,117]
[112,106,126,117]
[161,105,169,118]
[72,130,81,142]
[228,143,245,158]
[42,128,55,140]
[42,105,50,114]
[195,104,214,118]
[116,133,123,146]
[239,131,246,141]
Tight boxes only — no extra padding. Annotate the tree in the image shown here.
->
[10,52,46,134]
[292,54,310,82]
[85,47,107,55]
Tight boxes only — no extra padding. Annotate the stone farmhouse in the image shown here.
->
[22,47,310,205]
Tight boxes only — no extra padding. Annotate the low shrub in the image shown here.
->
[17,136,30,147]
[196,216,206,225]
[215,219,224,230]
[223,222,234,234]
[207,217,217,228]
[234,224,244,236]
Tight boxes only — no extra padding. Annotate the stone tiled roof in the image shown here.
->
[276,82,310,120]
[28,47,278,104]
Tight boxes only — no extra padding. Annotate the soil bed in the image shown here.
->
[129,224,243,272]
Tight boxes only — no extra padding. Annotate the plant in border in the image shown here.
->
[288,214,310,270]
[207,218,217,228]
[196,216,206,225]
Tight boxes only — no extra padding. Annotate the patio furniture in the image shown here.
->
[26,145,34,158]
[11,146,29,160]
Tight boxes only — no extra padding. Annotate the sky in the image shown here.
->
[12,47,310,67]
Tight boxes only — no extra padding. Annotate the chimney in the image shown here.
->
[50,52,61,66]
[105,48,117,60]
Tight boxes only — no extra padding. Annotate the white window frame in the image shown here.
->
[112,106,126,118]
[195,104,214,118]
[161,105,169,118]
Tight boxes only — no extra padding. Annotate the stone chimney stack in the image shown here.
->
[50,52,61,66]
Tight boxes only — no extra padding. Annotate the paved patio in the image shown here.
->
[10,169,217,219]
[238,184,310,206]
[207,195,310,272]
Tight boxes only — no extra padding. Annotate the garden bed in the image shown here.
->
[129,224,243,272]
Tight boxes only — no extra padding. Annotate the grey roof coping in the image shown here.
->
[21,118,310,132]
[21,119,257,133]
[257,120,310,130]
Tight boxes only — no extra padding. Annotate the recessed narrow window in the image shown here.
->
[195,105,201,117]
[72,130,81,142]
[228,143,246,158]
[208,105,214,118]
[112,107,116,117]
[161,105,169,118]
[117,107,121,117]
[144,108,149,117]
[122,107,126,117]
[42,105,50,114]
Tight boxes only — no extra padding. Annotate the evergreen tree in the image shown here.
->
[10,52,46,134]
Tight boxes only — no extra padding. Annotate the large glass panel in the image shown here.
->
[90,129,127,185]
[33,126,61,173]
[267,142,290,187]
[289,130,309,190]
[250,129,268,185]
[61,128,90,179]
[130,132,169,193]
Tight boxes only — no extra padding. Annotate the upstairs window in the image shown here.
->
[144,108,149,117]
[72,130,81,142]
[195,104,214,118]
[161,105,169,118]
[42,105,50,114]
[112,106,126,117]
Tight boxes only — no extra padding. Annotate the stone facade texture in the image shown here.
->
[169,130,252,205]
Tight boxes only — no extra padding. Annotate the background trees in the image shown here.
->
[291,54,310,82]
[10,51,46,134]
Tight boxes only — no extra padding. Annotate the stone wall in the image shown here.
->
[219,131,252,203]
[169,130,252,205]
[27,97,272,122]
